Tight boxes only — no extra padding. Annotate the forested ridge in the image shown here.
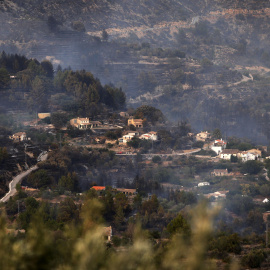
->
[0,52,126,115]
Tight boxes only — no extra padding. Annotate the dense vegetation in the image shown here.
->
[0,52,126,115]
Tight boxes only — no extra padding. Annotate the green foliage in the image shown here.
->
[57,197,79,224]
[241,160,263,175]
[168,190,197,205]
[192,141,204,149]
[28,76,51,111]
[51,112,68,130]
[230,155,238,163]
[0,198,240,270]
[134,105,165,124]
[112,235,122,247]
[0,51,28,73]
[127,137,141,148]
[167,213,191,237]
[6,197,18,215]
[212,128,222,139]
[0,147,8,164]
[27,169,52,189]
[62,70,126,114]
[141,194,159,215]
[209,233,242,255]
[195,149,217,157]
[105,130,122,140]
[41,60,54,78]
[241,249,266,268]
[152,155,161,163]
[225,194,254,216]
[0,68,10,90]
[58,172,78,192]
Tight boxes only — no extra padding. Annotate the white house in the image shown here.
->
[211,145,223,155]
[220,149,239,160]
[140,131,158,141]
[238,151,257,162]
[198,182,210,187]
[211,139,226,155]
[120,132,139,145]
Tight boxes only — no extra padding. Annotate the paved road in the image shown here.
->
[0,153,48,203]
[115,148,201,156]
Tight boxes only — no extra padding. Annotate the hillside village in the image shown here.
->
[4,108,270,204]
[2,105,270,267]
[1,58,270,266]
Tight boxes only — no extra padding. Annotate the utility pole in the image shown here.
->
[24,143,28,169]
[266,221,269,247]
[59,133,62,148]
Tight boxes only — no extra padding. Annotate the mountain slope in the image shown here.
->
[2,0,270,142]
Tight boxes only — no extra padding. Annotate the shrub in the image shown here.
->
[152,156,161,163]
[241,249,266,268]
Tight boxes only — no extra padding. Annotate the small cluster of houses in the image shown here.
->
[69,116,144,131]
[118,131,158,145]
[200,135,263,162]
[219,148,262,161]
[69,116,156,146]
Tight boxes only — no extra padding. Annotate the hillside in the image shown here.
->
[2,0,270,142]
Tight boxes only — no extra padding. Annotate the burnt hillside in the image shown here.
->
[2,0,270,142]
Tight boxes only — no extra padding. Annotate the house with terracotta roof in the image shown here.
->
[211,139,226,155]
[140,131,158,141]
[91,186,106,191]
[91,186,106,195]
[128,117,143,128]
[70,118,101,129]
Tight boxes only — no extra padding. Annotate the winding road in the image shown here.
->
[0,153,48,203]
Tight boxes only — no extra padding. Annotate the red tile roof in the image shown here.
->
[91,186,106,191]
